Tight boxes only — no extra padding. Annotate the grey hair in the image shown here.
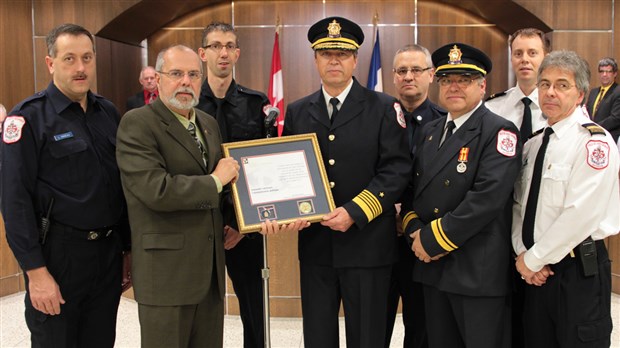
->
[538,50,590,96]
[155,45,203,75]
[598,57,618,72]
[393,44,433,69]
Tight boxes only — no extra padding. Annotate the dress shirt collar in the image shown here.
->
[322,78,354,111]
[446,100,482,131]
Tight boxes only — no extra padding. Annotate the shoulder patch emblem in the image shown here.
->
[394,102,406,128]
[3,116,26,144]
[497,129,517,157]
[581,123,606,136]
[586,140,609,170]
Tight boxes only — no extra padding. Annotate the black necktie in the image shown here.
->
[329,97,339,124]
[188,122,207,166]
[521,97,533,140]
[439,120,456,148]
[522,127,554,249]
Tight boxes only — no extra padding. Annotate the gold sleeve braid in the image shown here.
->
[351,190,382,222]
[401,211,419,231]
[430,218,458,252]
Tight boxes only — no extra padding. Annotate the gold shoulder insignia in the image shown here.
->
[581,123,606,136]
[485,91,507,101]
[528,127,545,139]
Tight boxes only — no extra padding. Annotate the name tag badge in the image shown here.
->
[53,131,74,141]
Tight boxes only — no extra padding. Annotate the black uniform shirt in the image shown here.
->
[196,79,273,229]
[196,79,275,142]
[1,82,128,271]
[402,98,446,156]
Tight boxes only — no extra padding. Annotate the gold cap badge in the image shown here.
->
[448,45,463,64]
[328,20,341,38]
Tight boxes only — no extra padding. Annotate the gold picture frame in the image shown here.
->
[222,133,336,233]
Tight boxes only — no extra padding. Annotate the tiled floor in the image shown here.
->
[1,291,618,347]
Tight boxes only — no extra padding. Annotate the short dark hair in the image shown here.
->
[46,23,94,57]
[598,57,618,72]
[201,22,238,48]
[509,28,551,53]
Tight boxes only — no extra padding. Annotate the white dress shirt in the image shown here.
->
[512,107,620,272]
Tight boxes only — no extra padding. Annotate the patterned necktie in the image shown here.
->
[522,127,554,249]
[329,97,339,124]
[521,97,533,139]
[147,92,156,104]
[439,120,456,148]
[592,86,608,117]
[187,122,207,166]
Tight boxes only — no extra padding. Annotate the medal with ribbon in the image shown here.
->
[457,147,469,173]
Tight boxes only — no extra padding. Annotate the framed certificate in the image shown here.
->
[222,133,335,233]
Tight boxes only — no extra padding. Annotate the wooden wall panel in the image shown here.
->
[32,0,139,36]
[95,37,144,115]
[550,32,612,91]
[0,1,35,110]
[514,0,612,30]
[0,215,25,297]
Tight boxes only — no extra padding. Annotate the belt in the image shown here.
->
[551,239,605,273]
[50,222,117,241]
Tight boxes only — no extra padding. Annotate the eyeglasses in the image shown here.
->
[203,43,238,52]
[537,80,574,92]
[158,70,203,81]
[599,70,615,74]
[436,76,479,88]
[394,67,431,77]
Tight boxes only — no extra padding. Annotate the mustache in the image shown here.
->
[73,73,87,79]
[173,87,196,98]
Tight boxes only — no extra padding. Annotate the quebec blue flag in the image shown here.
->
[367,29,383,92]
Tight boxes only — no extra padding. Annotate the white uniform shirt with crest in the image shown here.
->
[511,107,620,272]
[485,86,547,133]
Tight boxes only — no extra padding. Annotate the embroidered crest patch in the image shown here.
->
[586,140,609,170]
[496,129,517,157]
[3,116,26,144]
[394,103,406,128]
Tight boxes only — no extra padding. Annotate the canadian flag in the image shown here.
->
[269,31,285,136]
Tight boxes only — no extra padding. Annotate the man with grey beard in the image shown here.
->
[116,44,240,347]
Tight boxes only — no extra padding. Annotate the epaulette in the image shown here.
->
[11,91,46,111]
[237,84,268,101]
[485,91,507,101]
[431,103,448,116]
[581,123,606,136]
[528,127,545,139]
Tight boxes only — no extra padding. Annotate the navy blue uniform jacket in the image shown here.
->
[283,79,412,268]
[402,104,522,296]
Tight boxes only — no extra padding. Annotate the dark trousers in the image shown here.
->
[300,262,392,348]
[24,227,122,348]
[225,234,264,348]
[509,256,525,348]
[423,285,508,348]
[138,268,223,348]
[523,242,612,348]
[385,236,428,348]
